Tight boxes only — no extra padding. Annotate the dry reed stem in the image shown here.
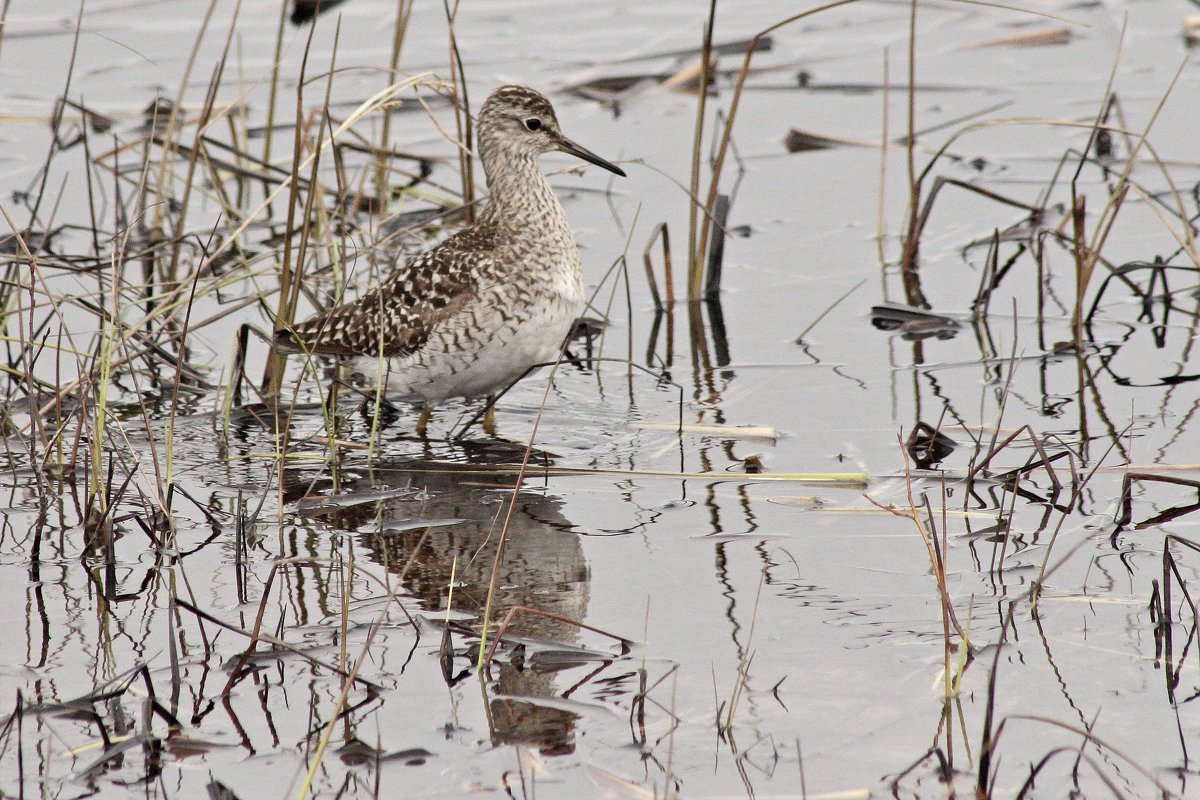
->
[150,0,221,247]
[693,0,860,300]
[442,0,474,224]
[367,462,869,485]
[869,435,970,652]
[1072,56,1190,335]
[642,221,673,311]
[686,0,717,293]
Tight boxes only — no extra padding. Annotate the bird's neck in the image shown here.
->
[478,152,568,235]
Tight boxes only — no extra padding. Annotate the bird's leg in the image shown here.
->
[483,396,497,436]
[416,405,431,437]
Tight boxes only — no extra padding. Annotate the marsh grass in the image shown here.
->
[0,0,1198,797]
[882,419,1177,796]
[894,81,1195,335]
[872,19,1200,788]
[2,24,439,551]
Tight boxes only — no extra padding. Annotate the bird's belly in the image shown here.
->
[354,290,580,404]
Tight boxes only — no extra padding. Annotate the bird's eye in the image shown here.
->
[523,117,542,131]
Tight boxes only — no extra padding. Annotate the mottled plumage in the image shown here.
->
[276,85,625,432]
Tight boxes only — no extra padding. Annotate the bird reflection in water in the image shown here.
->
[287,441,601,756]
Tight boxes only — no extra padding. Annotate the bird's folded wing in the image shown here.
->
[275,239,486,359]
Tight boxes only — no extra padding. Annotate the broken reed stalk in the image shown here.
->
[1069,194,1090,348]
[886,114,1165,336]
[896,4,1084,307]
[1160,536,1200,691]
[642,221,674,312]
[899,17,1184,333]
[691,0,859,302]
[703,194,729,298]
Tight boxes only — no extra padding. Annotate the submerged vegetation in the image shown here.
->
[0,0,1197,797]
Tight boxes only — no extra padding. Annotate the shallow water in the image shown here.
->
[1,0,1200,797]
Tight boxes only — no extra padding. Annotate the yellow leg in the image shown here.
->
[483,397,497,436]
[416,405,431,437]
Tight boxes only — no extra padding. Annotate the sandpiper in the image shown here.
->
[276,85,625,434]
